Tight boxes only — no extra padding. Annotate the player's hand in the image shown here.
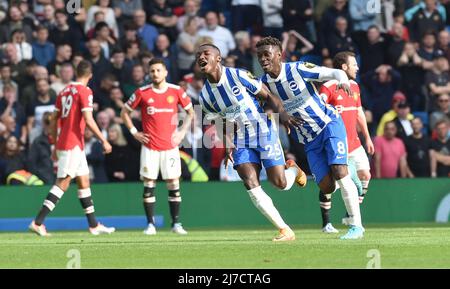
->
[366,138,375,155]
[280,111,303,134]
[133,132,150,144]
[102,141,112,154]
[336,82,351,96]
[224,147,235,170]
[171,131,184,147]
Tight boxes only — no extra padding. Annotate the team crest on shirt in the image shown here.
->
[304,62,316,69]
[289,81,298,91]
[167,95,175,103]
[231,86,241,96]
[353,92,359,101]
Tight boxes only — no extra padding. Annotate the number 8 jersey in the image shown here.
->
[55,82,94,150]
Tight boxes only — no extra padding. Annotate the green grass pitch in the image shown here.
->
[1,224,449,268]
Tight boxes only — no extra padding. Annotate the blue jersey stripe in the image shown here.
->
[199,92,215,113]
[217,84,232,107]
[275,81,289,101]
[293,111,317,140]
[285,63,301,96]
[205,81,221,112]
[236,69,257,95]
[225,68,244,101]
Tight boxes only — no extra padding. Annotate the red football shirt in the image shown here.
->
[125,83,192,151]
[55,82,93,150]
[320,80,361,153]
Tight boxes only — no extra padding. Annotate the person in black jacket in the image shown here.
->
[84,127,108,183]
[27,112,55,184]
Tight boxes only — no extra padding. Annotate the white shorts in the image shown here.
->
[57,146,89,179]
[140,146,181,180]
[348,145,370,171]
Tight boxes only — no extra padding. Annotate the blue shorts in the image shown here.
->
[233,131,285,169]
[305,117,348,184]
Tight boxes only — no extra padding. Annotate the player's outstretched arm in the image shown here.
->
[257,84,303,134]
[83,110,112,154]
[299,63,351,94]
[120,107,149,144]
[357,107,375,155]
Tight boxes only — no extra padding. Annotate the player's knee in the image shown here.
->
[270,175,287,190]
[331,165,348,180]
[143,187,156,203]
[166,179,180,191]
[241,175,260,190]
[359,171,371,181]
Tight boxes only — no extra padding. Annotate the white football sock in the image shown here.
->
[337,175,362,227]
[247,186,288,229]
[282,167,297,191]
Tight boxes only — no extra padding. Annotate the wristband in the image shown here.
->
[130,127,138,135]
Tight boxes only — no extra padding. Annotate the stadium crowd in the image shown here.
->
[0,0,449,185]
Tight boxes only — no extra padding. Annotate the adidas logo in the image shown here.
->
[337,95,343,100]
[148,98,155,103]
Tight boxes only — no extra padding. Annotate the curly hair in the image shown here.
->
[256,36,282,51]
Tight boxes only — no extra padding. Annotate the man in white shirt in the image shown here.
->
[198,11,235,57]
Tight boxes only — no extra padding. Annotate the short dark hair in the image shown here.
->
[256,36,282,52]
[333,51,356,69]
[198,43,221,54]
[36,25,48,33]
[76,60,92,78]
[148,58,166,68]
[435,118,449,129]
[95,21,109,32]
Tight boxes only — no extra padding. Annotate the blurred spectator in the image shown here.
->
[231,0,262,33]
[85,39,112,92]
[177,16,200,78]
[177,0,205,33]
[104,123,139,181]
[363,64,402,124]
[123,63,147,98]
[116,22,148,51]
[50,62,74,95]
[154,34,178,82]
[438,30,450,61]
[27,111,55,184]
[323,16,356,58]
[0,135,26,184]
[376,92,414,136]
[198,11,236,57]
[392,101,413,141]
[122,41,140,82]
[229,31,252,71]
[185,74,204,105]
[110,48,128,85]
[0,115,17,143]
[94,21,117,59]
[1,43,27,88]
[397,42,426,111]
[376,0,396,32]
[261,0,283,39]
[40,4,56,31]
[93,73,117,111]
[418,31,438,63]
[18,0,39,29]
[133,10,158,52]
[430,93,450,130]
[0,5,33,43]
[319,0,353,58]
[282,0,312,40]
[281,30,314,62]
[430,119,450,177]
[96,110,111,139]
[425,49,450,109]
[19,62,45,107]
[32,25,55,67]
[47,44,72,82]
[408,0,445,43]
[85,0,119,39]
[354,25,389,74]
[388,22,408,67]
[10,29,32,61]
[26,78,55,144]
[108,86,125,117]
[405,117,432,177]
[0,83,26,144]
[373,121,409,178]
[349,0,377,31]
[146,0,178,42]
[250,34,264,77]
[113,0,143,23]
[0,63,18,99]
[50,9,82,53]
[84,127,108,183]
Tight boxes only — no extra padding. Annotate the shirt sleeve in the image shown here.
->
[236,69,262,95]
[178,88,192,110]
[124,89,142,111]
[297,61,349,84]
[80,87,94,112]
[319,83,333,103]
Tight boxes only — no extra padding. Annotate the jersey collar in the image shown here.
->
[265,62,286,82]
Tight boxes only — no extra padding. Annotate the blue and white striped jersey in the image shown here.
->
[261,61,347,144]
[199,66,272,147]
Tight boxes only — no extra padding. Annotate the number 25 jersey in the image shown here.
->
[55,82,94,151]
